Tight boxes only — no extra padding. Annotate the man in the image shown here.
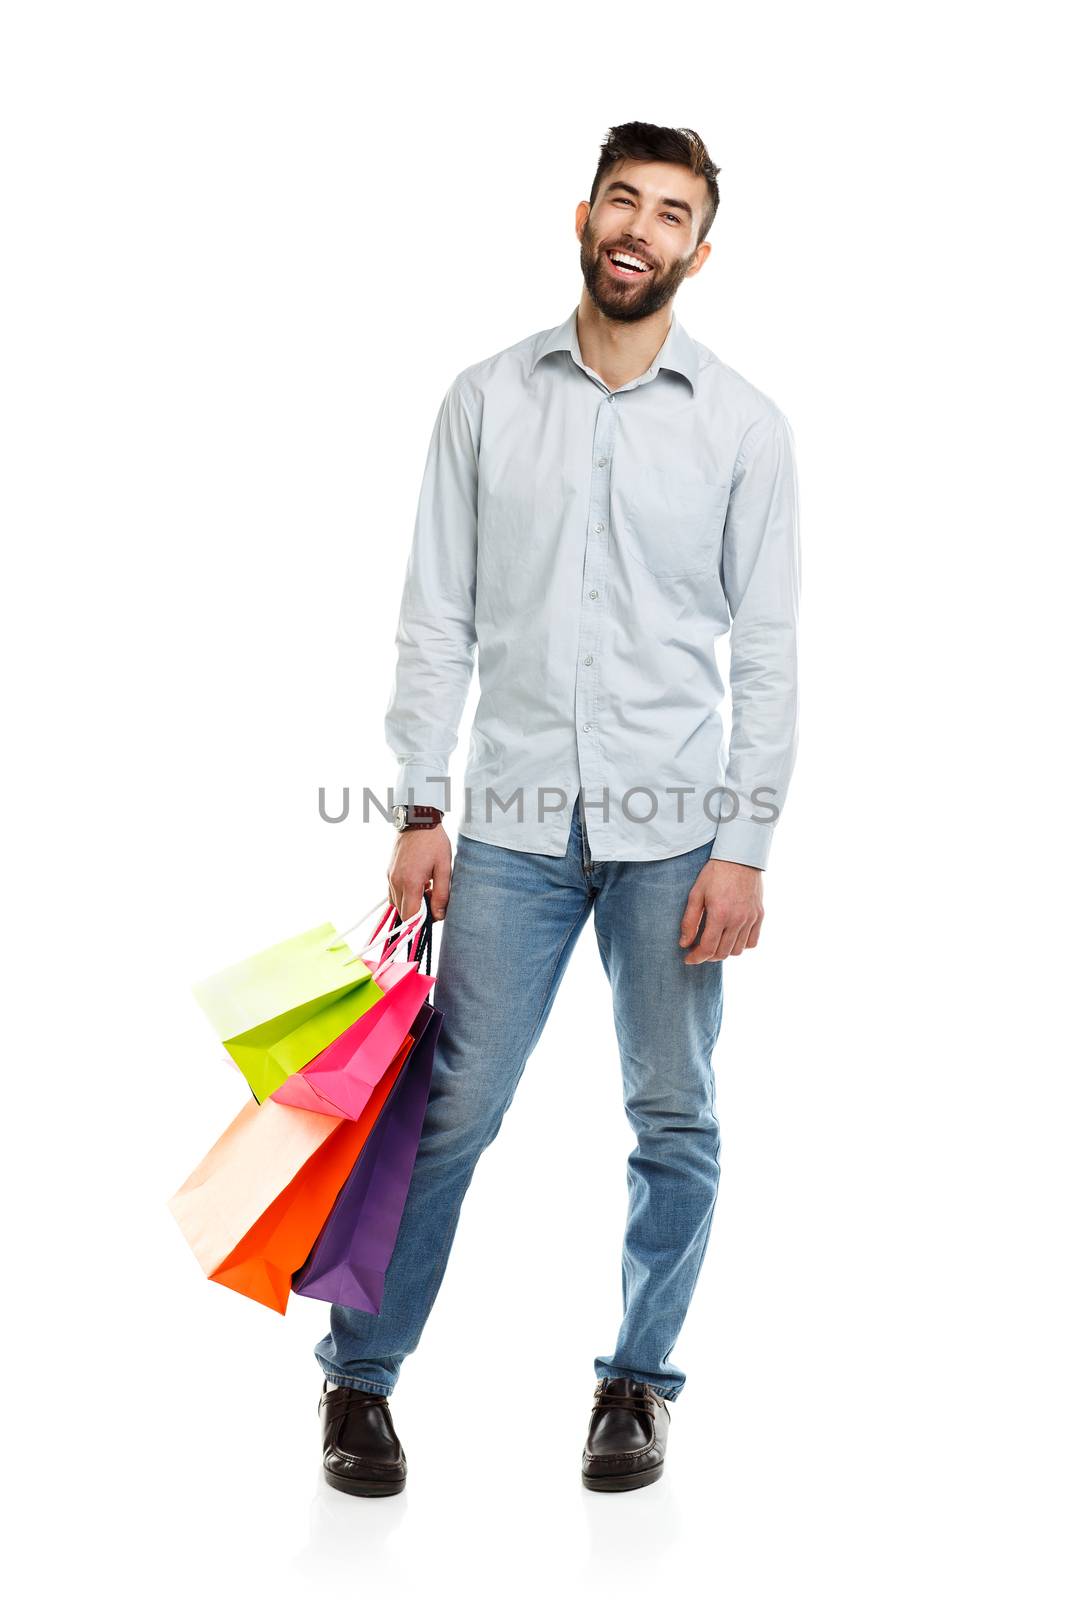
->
[315,121,800,1496]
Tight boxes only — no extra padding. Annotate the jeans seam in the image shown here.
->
[593,1367,679,1402]
[416,1169,473,1325]
[683,1027,724,1301]
[654,1120,721,1399]
[318,1364,393,1397]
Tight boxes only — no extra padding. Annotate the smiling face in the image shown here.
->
[577,158,711,323]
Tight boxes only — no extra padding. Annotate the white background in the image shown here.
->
[3,2,1087,1595]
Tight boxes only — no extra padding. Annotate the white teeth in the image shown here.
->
[608,250,649,272]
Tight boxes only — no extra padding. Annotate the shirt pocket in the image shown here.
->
[616,464,731,578]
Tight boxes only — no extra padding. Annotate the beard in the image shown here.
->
[578,221,694,322]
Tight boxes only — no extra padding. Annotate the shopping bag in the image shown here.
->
[292,1002,443,1315]
[270,968,434,1117]
[193,920,376,1041]
[167,1047,408,1314]
[272,897,435,1119]
[192,901,402,1103]
[220,981,385,1104]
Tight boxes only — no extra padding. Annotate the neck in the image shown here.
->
[574,293,674,392]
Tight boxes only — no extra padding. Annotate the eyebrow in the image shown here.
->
[602,179,693,219]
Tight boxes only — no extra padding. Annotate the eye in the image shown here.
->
[664,212,682,224]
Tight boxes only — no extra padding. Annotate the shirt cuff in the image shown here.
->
[391,765,451,812]
[709,814,775,870]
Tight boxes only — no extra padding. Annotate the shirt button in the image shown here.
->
[607,395,615,404]
[583,723,593,732]
[588,589,599,600]
[593,521,604,534]
[584,654,593,665]
[596,456,607,467]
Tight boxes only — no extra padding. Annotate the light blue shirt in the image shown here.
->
[385,304,800,867]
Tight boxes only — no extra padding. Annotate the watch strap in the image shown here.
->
[399,804,443,831]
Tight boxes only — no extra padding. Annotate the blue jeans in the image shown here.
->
[314,797,724,1402]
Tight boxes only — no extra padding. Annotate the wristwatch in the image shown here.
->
[392,804,444,833]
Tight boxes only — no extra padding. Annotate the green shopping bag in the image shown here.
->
[193,903,392,1103]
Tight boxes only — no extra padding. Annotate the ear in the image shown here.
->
[685,240,712,280]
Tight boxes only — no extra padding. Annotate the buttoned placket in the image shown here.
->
[570,354,664,860]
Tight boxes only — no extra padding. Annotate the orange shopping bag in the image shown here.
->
[168,1034,414,1313]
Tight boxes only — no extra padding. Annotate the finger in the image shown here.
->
[390,881,424,923]
[430,859,452,920]
[684,909,728,964]
[679,888,706,948]
[729,919,752,957]
[746,914,763,950]
[712,917,749,959]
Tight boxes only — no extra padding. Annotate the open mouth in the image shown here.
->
[604,248,653,279]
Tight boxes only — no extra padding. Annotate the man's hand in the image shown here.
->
[679,860,764,963]
[388,824,452,923]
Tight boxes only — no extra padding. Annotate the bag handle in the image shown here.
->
[324,897,391,953]
[370,904,427,980]
[323,894,434,979]
[324,898,421,968]
[414,892,434,977]
[373,892,436,966]
[346,898,427,963]
[374,892,435,982]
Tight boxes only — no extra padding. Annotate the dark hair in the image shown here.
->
[589,122,721,245]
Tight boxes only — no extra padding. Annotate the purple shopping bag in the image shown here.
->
[291,1002,443,1315]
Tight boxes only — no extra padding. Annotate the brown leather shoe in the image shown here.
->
[581,1377,671,1492]
[319,1380,407,1496]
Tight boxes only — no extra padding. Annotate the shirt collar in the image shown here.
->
[530,305,699,393]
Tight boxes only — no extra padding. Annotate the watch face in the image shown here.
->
[393,805,408,829]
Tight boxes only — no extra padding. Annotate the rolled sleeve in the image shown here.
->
[384,376,479,810]
[712,407,800,869]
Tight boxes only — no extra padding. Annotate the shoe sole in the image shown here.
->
[582,1461,664,1492]
[323,1467,407,1497]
